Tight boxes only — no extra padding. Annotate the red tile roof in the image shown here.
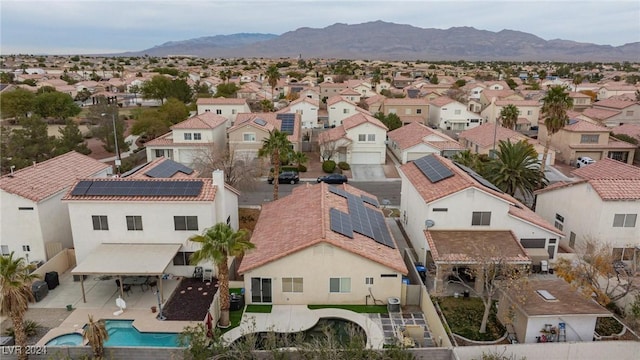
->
[196,97,248,105]
[570,158,640,200]
[459,122,528,148]
[0,151,110,202]
[612,123,640,140]
[238,183,408,274]
[563,119,609,132]
[581,108,620,121]
[387,122,461,151]
[429,96,455,107]
[170,112,227,130]
[126,157,200,179]
[229,112,301,143]
[342,112,388,131]
[384,98,429,106]
[594,98,637,110]
[62,178,216,202]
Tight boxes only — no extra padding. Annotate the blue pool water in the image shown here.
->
[103,320,181,348]
[45,333,84,346]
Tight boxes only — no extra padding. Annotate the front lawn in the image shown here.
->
[246,304,272,313]
[307,305,388,314]
[436,297,505,341]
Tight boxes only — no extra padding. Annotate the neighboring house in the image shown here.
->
[145,112,228,167]
[478,89,520,107]
[319,82,348,99]
[399,154,563,267]
[537,118,636,165]
[480,99,541,130]
[63,170,239,278]
[123,157,200,179]
[299,87,320,102]
[227,112,302,162]
[428,96,483,131]
[569,92,593,112]
[381,98,429,125]
[318,112,388,164]
[326,96,366,127]
[0,152,111,263]
[238,183,408,305]
[364,94,387,114]
[458,122,555,166]
[597,83,637,100]
[339,87,362,103]
[591,98,640,127]
[347,80,375,98]
[535,158,640,263]
[387,122,464,164]
[498,278,610,343]
[196,97,251,126]
[277,97,320,129]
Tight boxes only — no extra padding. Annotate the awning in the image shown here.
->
[72,244,182,275]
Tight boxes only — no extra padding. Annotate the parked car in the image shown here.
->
[317,173,348,184]
[268,171,299,184]
[576,156,596,168]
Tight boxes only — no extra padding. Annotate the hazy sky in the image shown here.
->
[1,0,639,55]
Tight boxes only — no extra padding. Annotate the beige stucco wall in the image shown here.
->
[242,243,403,305]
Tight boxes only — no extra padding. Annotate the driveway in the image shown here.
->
[350,164,386,181]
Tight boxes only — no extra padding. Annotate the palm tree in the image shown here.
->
[259,130,293,201]
[452,150,485,175]
[485,140,547,200]
[265,65,280,100]
[499,104,519,130]
[540,85,573,173]
[290,151,308,171]
[189,223,253,328]
[84,314,109,359]
[0,252,40,360]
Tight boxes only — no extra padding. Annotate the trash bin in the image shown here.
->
[31,280,49,302]
[387,297,401,313]
[45,271,59,290]
[230,293,244,311]
[463,290,470,298]
[66,304,73,311]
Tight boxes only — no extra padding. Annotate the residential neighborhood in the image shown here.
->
[1,50,640,360]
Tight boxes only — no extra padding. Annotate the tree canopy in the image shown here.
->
[374,112,402,131]
[484,140,547,199]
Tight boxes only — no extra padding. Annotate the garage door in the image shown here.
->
[575,151,602,160]
[351,151,382,164]
[407,152,429,162]
[537,153,552,166]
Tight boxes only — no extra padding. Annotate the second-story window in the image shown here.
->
[184,133,192,140]
[92,215,109,230]
[174,216,199,231]
[580,134,599,144]
[126,216,143,231]
[471,211,491,226]
[243,133,256,142]
[216,109,222,114]
[193,133,202,140]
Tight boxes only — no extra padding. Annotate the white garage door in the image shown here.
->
[351,151,381,164]
[575,151,602,161]
[537,153,552,166]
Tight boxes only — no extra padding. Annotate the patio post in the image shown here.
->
[119,275,124,298]
[80,275,86,303]
[159,276,164,302]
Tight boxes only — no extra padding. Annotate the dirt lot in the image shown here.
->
[163,277,218,321]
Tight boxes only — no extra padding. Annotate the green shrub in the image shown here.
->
[4,320,40,337]
[297,165,307,172]
[595,317,624,336]
[338,162,350,170]
[322,160,336,173]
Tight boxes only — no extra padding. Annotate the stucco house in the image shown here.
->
[227,112,301,162]
[318,112,388,164]
[319,82,348,100]
[387,122,464,164]
[238,183,408,305]
[144,112,228,167]
[0,152,111,263]
[196,97,251,126]
[428,96,483,131]
[339,87,362,104]
[537,118,636,165]
[399,154,563,267]
[590,98,640,127]
[569,92,593,112]
[326,96,366,127]
[497,278,610,343]
[597,83,637,100]
[63,170,238,278]
[480,99,541,131]
[381,98,430,125]
[277,97,320,129]
[534,158,640,265]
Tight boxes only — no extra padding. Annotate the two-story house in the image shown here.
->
[319,82,348,100]
[480,99,541,131]
[569,92,593,112]
[380,98,430,125]
[196,97,251,126]
[597,83,637,100]
[429,96,483,131]
[387,122,464,164]
[326,96,366,127]
[227,112,302,162]
[591,98,640,127]
[144,112,228,167]
[0,152,110,263]
[277,97,320,129]
[318,113,388,164]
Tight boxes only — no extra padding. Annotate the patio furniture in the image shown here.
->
[203,268,213,282]
[115,279,132,296]
[123,276,149,292]
[193,266,203,280]
[540,260,549,274]
[146,277,158,291]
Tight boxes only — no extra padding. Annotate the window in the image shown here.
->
[18,207,34,210]
[358,134,366,142]
[580,134,599,143]
[433,208,448,212]
[329,277,351,293]
[554,213,564,231]
[216,109,222,115]
[126,216,143,231]
[174,216,198,231]
[380,274,398,277]
[454,109,461,115]
[626,110,634,117]
[527,110,532,115]
[343,108,349,114]
[22,245,30,252]
[1,245,9,255]
[184,133,192,140]
[243,133,256,142]
[613,214,637,227]
[92,215,109,230]
[569,232,576,249]
[155,149,164,157]
[365,277,374,285]
[172,251,194,266]
[367,134,376,142]
[232,109,237,114]
[193,133,201,140]
[282,277,303,292]
[416,109,422,114]
[471,211,491,226]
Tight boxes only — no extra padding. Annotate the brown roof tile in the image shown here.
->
[426,230,530,264]
[459,122,529,148]
[387,122,461,150]
[171,112,227,130]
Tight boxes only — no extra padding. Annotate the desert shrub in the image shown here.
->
[338,162,350,170]
[4,320,40,337]
[595,317,624,336]
[322,160,336,173]
[297,164,307,172]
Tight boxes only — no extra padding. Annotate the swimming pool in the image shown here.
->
[103,320,181,347]
[45,333,84,346]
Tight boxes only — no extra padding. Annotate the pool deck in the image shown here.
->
[222,305,385,349]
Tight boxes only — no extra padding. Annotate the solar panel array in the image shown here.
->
[454,163,504,193]
[327,186,395,248]
[414,155,454,183]
[254,118,267,126]
[70,180,204,197]
[361,195,379,207]
[145,160,194,178]
[329,208,353,238]
[277,113,295,135]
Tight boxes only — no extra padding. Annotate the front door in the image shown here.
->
[251,277,272,303]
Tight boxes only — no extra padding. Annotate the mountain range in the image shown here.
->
[121,21,639,62]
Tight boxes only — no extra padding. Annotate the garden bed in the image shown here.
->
[436,297,505,342]
[163,277,218,321]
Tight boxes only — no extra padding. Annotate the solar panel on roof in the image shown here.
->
[329,208,353,238]
[145,160,194,178]
[254,118,267,126]
[454,163,504,194]
[277,113,296,135]
[414,155,454,183]
[361,195,379,207]
[69,180,204,197]
[71,181,93,196]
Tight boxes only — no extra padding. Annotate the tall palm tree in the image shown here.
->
[189,223,253,328]
[540,85,573,173]
[84,314,109,359]
[0,252,40,360]
[452,150,485,175]
[485,140,547,200]
[290,151,308,171]
[259,130,293,201]
[499,104,519,130]
[265,65,280,100]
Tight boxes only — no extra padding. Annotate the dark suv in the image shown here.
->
[268,171,300,184]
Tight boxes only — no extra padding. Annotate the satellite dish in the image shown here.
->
[425,219,435,228]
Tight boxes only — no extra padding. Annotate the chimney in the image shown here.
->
[212,170,226,224]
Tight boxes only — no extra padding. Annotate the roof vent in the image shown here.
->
[536,289,557,301]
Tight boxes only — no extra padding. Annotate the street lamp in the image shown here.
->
[101,112,121,174]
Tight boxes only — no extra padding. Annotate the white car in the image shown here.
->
[576,156,595,168]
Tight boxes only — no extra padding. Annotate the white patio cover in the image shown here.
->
[72,243,182,275]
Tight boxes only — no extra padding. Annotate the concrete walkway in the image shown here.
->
[222,305,385,349]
